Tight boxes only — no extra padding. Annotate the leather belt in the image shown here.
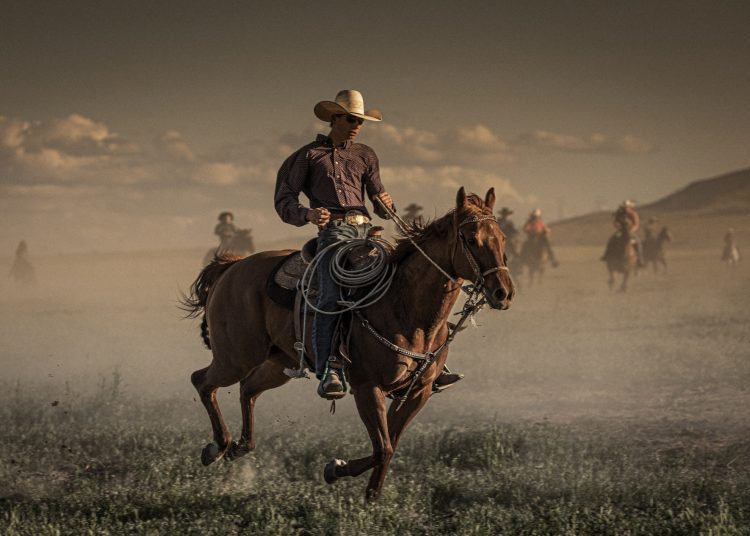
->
[329,212,370,226]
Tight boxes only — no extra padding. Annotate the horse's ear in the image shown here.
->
[456,187,467,208]
[484,188,496,211]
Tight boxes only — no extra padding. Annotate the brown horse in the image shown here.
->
[201,228,256,266]
[517,234,548,287]
[181,187,514,500]
[604,230,638,291]
[643,226,672,274]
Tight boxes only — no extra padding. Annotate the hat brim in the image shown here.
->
[314,101,382,122]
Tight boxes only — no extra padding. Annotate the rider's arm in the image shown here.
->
[274,148,311,227]
[362,150,393,219]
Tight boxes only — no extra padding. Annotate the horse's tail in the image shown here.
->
[199,315,211,350]
[179,255,242,349]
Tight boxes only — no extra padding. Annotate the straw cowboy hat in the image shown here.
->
[314,90,383,122]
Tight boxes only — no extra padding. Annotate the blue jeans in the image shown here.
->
[313,221,371,378]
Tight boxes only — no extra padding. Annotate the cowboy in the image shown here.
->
[603,200,643,265]
[523,208,559,267]
[275,90,463,399]
[496,207,519,258]
[214,212,236,253]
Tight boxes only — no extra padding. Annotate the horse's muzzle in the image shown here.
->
[487,283,513,310]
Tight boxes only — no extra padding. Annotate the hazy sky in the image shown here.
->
[2,1,749,253]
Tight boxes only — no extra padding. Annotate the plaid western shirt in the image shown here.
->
[274,134,389,227]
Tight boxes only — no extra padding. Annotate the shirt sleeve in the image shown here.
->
[362,149,390,219]
[274,148,311,227]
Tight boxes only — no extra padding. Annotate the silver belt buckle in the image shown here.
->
[345,211,368,225]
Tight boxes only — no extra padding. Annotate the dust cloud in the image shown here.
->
[1,221,748,440]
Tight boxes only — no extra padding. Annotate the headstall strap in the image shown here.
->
[456,213,508,288]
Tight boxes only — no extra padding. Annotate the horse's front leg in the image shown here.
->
[324,384,391,500]
[362,381,433,501]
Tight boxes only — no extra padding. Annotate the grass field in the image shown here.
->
[1,230,749,534]
[1,383,748,535]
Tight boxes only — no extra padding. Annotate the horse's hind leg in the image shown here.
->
[227,357,290,460]
[191,362,247,466]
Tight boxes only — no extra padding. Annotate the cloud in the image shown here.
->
[515,130,655,154]
[365,123,513,166]
[0,113,278,190]
[0,116,29,148]
[381,165,531,206]
[157,130,196,162]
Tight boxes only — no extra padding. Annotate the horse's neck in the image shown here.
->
[377,239,461,337]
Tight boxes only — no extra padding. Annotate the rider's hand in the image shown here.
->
[378,192,393,210]
[306,208,331,227]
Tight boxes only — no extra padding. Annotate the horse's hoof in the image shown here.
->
[225,440,250,461]
[201,442,225,466]
[324,458,346,484]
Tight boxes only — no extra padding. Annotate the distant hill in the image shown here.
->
[549,168,750,248]
[643,168,750,213]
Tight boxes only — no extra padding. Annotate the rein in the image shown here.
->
[361,200,509,409]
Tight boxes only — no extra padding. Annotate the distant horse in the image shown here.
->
[202,229,256,266]
[9,240,36,285]
[604,230,638,291]
[643,226,672,273]
[517,234,548,287]
[181,188,514,501]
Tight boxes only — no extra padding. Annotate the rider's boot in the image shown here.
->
[318,369,346,399]
[432,366,464,393]
[317,358,346,400]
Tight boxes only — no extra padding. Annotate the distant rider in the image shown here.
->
[722,228,740,262]
[496,207,519,259]
[602,200,643,266]
[214,212,236,253]
[523,208,559,267]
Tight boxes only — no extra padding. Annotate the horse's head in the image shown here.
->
[451,187,515,310]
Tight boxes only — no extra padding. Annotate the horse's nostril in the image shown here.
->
[493,288,507,302]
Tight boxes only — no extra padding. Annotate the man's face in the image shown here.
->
[221,215,233,224]
[331,114,364,142]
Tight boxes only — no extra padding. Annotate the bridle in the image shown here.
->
[454,213,511,301]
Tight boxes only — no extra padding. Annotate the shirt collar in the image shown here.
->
[316,133,352,149]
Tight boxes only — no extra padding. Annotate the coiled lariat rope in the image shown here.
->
[300,237,397,315]
[284,235,398,378]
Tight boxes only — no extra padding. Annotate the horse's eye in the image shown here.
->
[467,236,477,245]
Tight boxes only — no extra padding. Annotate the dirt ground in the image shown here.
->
[1,230,748,442]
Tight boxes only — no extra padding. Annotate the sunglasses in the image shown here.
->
[336,114,364,125]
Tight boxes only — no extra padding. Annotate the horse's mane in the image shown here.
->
[390,194,491,264]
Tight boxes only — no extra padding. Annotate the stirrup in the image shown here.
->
[317,367,346,400]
